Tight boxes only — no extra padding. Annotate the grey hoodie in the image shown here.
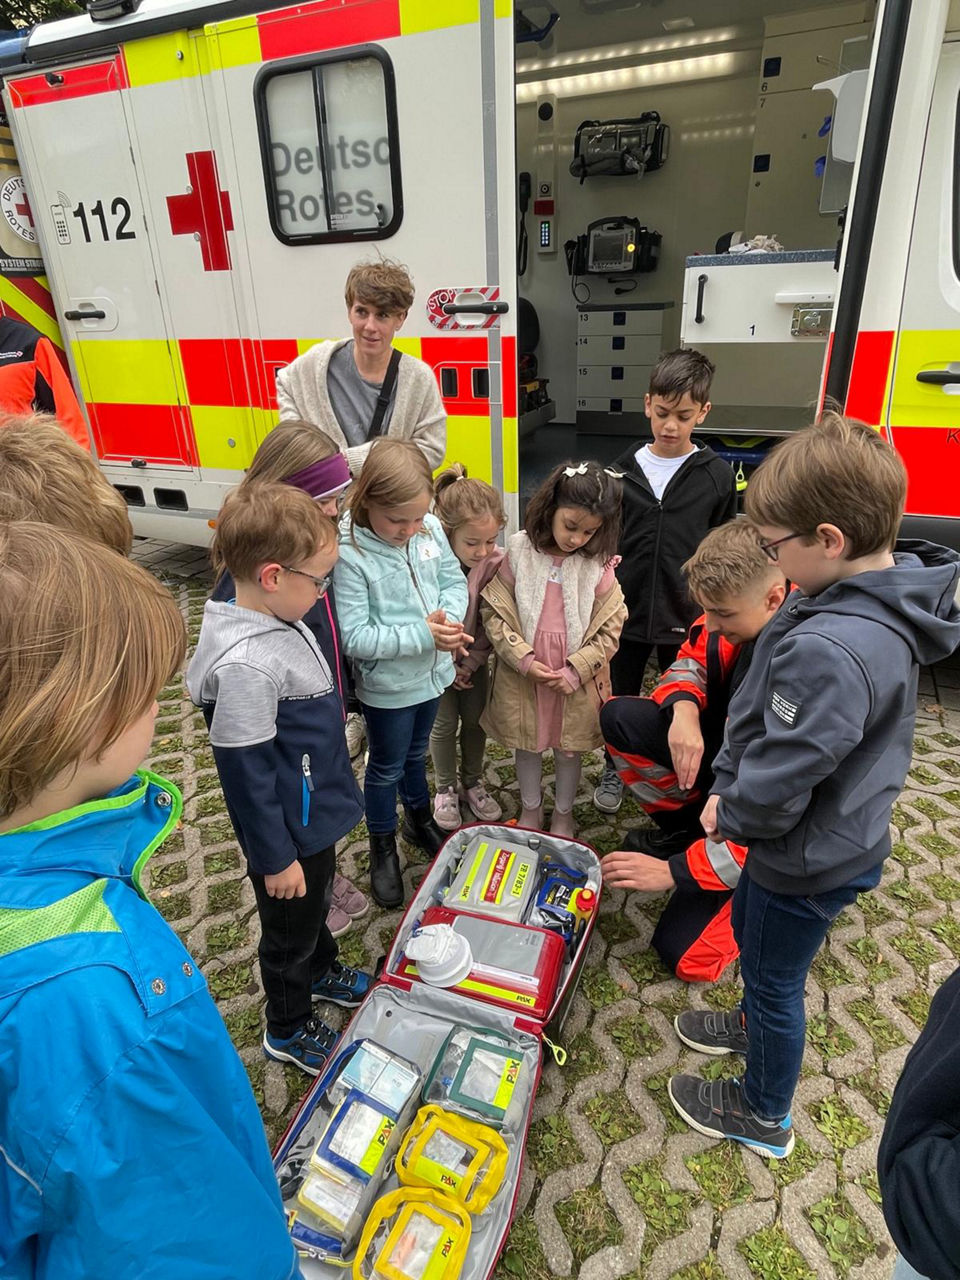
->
[713,540,960,894]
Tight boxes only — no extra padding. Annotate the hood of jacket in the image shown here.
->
[186,600,310,701]
[787,539,960,667]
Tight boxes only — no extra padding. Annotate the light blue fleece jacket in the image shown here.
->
[335,511,469,709]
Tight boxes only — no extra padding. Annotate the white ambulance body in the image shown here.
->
[0,0,958,543]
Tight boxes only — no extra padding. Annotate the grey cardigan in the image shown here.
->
[275,337,446,474]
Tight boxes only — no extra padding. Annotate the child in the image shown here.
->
[600,519,786,982]
[481,461,626,837]
[667,413,960,1159]
[0,411,132,553]
[878,962,960,1280]
[188,482,371,1076]
[0,522,299,1275]
[594,348,737,815]
[210,420,368,937]
[276,258,446,474]
[334,439,469,907]
[429,464,506,831]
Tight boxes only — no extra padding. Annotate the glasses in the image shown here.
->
[758,532,806,563]
[282,566,331,596]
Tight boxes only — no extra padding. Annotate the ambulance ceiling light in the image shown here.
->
[518,25,740,74]
[516,50,750,103]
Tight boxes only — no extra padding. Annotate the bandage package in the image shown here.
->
[444,836,538,922]
[397,1105,508,1212]
[423,1025,526,1128]
[353,1188,471,1280]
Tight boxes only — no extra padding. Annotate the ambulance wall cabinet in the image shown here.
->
[575,301,673,435]
[680,250,837,345]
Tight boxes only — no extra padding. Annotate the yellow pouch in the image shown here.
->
[353,1188,471,1280]
[396,1105,508,1214]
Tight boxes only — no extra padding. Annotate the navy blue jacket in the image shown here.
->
[186,602,362,875]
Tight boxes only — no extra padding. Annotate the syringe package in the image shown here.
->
[274,824,603,1279]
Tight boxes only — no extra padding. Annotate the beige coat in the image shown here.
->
[479,568,627,753]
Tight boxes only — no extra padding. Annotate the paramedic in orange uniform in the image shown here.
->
[0,315,87,448]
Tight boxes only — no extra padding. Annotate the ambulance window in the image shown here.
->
[256,47,402,245]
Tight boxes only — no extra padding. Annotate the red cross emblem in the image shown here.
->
[166,150,234,272]
[14,193,33,227]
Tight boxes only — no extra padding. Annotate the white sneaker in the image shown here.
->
[345,713,365,760]
[460,782,502,822]
[433,787,462,831]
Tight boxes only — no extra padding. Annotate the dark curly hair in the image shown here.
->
[524,461,622,561]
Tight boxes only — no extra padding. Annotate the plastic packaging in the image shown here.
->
[397,1105,508,1212]
[405,923,474,987]
[444,836,538,922]
[423,1025,526,1128]
[353,1188,471,1280]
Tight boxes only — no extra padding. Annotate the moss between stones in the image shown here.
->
[554,1184,623,1270]
[848,997,908,1051]
[622,1159,695,1251]
[148,859,187,889]
[739,1225,814,1280]
[583,1087,645,1147]
[808,1095,871,1152]
[608,1011,663,1060]
[563,1030,606,1086]
[526,1112,582,1176]
[806,1193,875,1278]
[807,1012,855,1060]
[684,1145,751,1209]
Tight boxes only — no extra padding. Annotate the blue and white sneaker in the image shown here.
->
[312,960,373,1008]
[667,1074,794,1159]
[263,1015,338,1076]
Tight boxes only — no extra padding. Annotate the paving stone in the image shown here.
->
[135,547,960,1280]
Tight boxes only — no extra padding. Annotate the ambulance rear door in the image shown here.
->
[202,0,519,519]
[4,57,198,474]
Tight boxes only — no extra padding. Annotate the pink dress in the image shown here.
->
[503,554,616,752]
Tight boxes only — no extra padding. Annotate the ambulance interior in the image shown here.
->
[514,0,876,499]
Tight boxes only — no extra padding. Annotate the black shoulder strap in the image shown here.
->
[368,347,402,440]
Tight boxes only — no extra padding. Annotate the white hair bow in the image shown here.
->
[563,462,589,477]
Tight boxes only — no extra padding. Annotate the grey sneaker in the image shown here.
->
[667,1074,794,1159]
[593,768,623,813]
[674,1008,748,1056]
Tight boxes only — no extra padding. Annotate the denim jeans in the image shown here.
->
[362,697,441,833]
[892,1256,930,1280]
[732,862,883,1121]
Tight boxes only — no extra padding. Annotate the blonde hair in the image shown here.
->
[745,410,906,556]
[683,519,781,602]
[0,522,185,819]
[344,258,414,314]
[433,463,505,537]
[213,482,335,583]
[241,420,340,488]
[0,414,132,555]
[344,439,433,545]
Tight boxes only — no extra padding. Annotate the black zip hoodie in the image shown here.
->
[713,540,960,894]
[615,442,738,645]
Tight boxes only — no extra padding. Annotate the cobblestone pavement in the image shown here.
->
[134,538,960,1280]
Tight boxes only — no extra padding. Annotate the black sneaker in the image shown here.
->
[312,960,373,1008]
[667,1074,794,1159]
[262,1014,338,1076]
[626,826,698,859]
[674,1008,748,1056]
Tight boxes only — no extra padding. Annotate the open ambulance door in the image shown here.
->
[824,0,960,542]
[204,0,519,522]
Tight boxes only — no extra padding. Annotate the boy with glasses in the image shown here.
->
[188,482,372,1075]
[666,413,960,1158]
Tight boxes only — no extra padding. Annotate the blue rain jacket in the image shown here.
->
[0,771,300,1279]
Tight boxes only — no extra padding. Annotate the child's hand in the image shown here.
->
[265,860,307,899]
[426,609,448,625]
[544,673,575,695]
[700,794,721,840]
[453,670,474,689]
[601,850,676,893]
[667,705,704,791]
[428,618,467,651]
[527,660,558,683]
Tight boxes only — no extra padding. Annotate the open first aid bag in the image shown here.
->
[274,824,602,1279]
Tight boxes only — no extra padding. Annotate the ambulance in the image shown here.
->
[0,0,955,545]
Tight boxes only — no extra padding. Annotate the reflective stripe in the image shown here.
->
[704,838,745,889]
[0,878,119,960]
[660,656,706,690]
[607,747,687,809]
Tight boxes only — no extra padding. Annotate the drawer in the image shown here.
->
[576,395,647,414]
[576,333,662,365]
[577,364,651,398]
[577,308,665,337]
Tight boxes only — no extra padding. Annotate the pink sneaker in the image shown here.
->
[434,786,462,832]
[332,873,369,920]
[326,903,352,939]
[460,782,502,823]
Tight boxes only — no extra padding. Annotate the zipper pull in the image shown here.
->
[542,1033,567,1067]
[301,754,315,792]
